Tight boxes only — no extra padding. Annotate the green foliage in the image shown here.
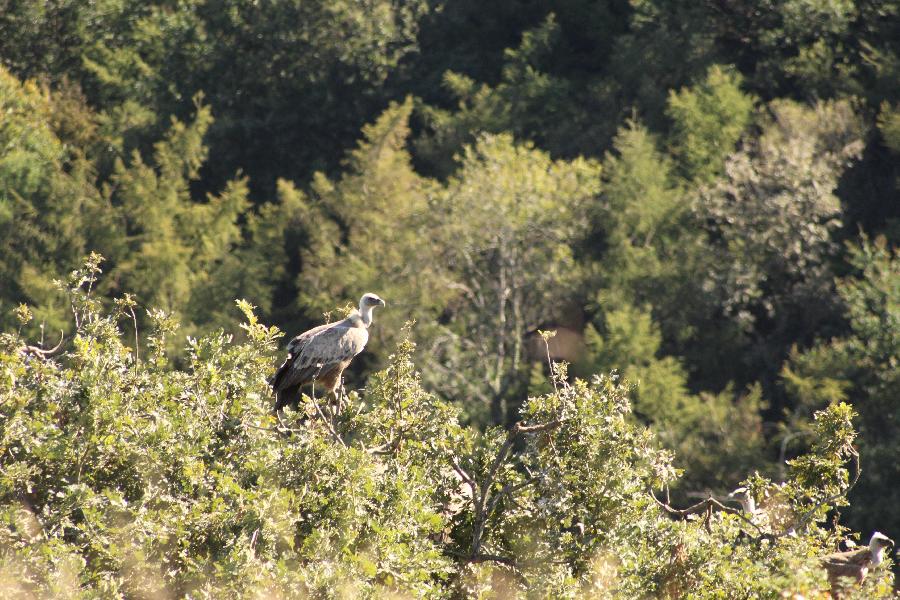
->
[784,236,900,537]
[580,304,768,497]
[699,99,864,336]
[0,264,456,597]
[431,133,600,423]
[2,1,900,591]
[0,65,306,343]
[0,67,111,334]
[666,65,754,183]
[297,97,447,340]
[415,15,585,177]
[104,98,250,333]
[0,265,892,597]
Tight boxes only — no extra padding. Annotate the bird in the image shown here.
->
[727,487,757,515]
[270,293,385,412]
[821,531,894,588]
[728,483,798,536]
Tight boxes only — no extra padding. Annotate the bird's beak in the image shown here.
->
[378,298,386,307]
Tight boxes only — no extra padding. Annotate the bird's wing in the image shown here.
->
[271,320,368,391]
[270,321,338,390]
[822,548,871,569]
[286,322,337,355]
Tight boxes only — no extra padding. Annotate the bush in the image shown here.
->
[0,260,893,598]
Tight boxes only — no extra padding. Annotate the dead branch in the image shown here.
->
[18,331,65,358]
[649,488,770,538]
[450,457,477,493]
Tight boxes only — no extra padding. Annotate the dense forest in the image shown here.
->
[1,0,899,597]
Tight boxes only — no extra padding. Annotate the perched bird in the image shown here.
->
[271,293,385,412]
[727,487,757,515]
[822,531,894,588]
[728,483,798,536]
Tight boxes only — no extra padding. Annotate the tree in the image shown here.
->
[291,97,450,377]
[430,133,600,424]
[0,259,891,597]
[103,99,251,337]
[666,65,754,183]
[0,67,112,334]
[697,99,865,390]
[783,236,900,538]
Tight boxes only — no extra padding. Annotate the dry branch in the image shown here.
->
[18,332,65,358]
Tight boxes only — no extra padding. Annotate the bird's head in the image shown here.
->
[360,293,386,310]
[727,486,756,514]
[358,293,386,327]
[727,486,748,500]
[870,531,895,552]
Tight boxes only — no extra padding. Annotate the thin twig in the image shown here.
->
[445,550,517,567]
[308,393,346,447]
[129,305,140,363]
[542,335,557,392]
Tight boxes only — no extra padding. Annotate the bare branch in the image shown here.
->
[445,550,517,567]
[464,553,517,566]
[19,331,65,358]
[450,458,477,493]
[129,305,140,363]
[649,488,769,538]
[308,393,346,448]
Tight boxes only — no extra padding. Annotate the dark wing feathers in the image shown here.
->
[822,548,872,583]
[822,548,870,567]
[271,318,368,395]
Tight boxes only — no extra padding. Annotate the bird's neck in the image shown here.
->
[741,497,756,514]
[870,545,886,565]
[357,305,374,328]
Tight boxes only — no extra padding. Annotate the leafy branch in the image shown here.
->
[455,418,563,565]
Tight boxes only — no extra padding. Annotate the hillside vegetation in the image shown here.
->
[0,264,891,597]
[1,1,900,596]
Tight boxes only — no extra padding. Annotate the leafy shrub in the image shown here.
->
[0,260,892,598]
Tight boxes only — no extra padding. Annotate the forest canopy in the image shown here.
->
[1,0,899,597]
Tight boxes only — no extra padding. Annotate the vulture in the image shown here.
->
[727,487,756,515]
[822,531,894,588]
[271,293,385,412]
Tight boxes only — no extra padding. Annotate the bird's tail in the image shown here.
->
[273,384,299,413]
[269,355,291,390]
